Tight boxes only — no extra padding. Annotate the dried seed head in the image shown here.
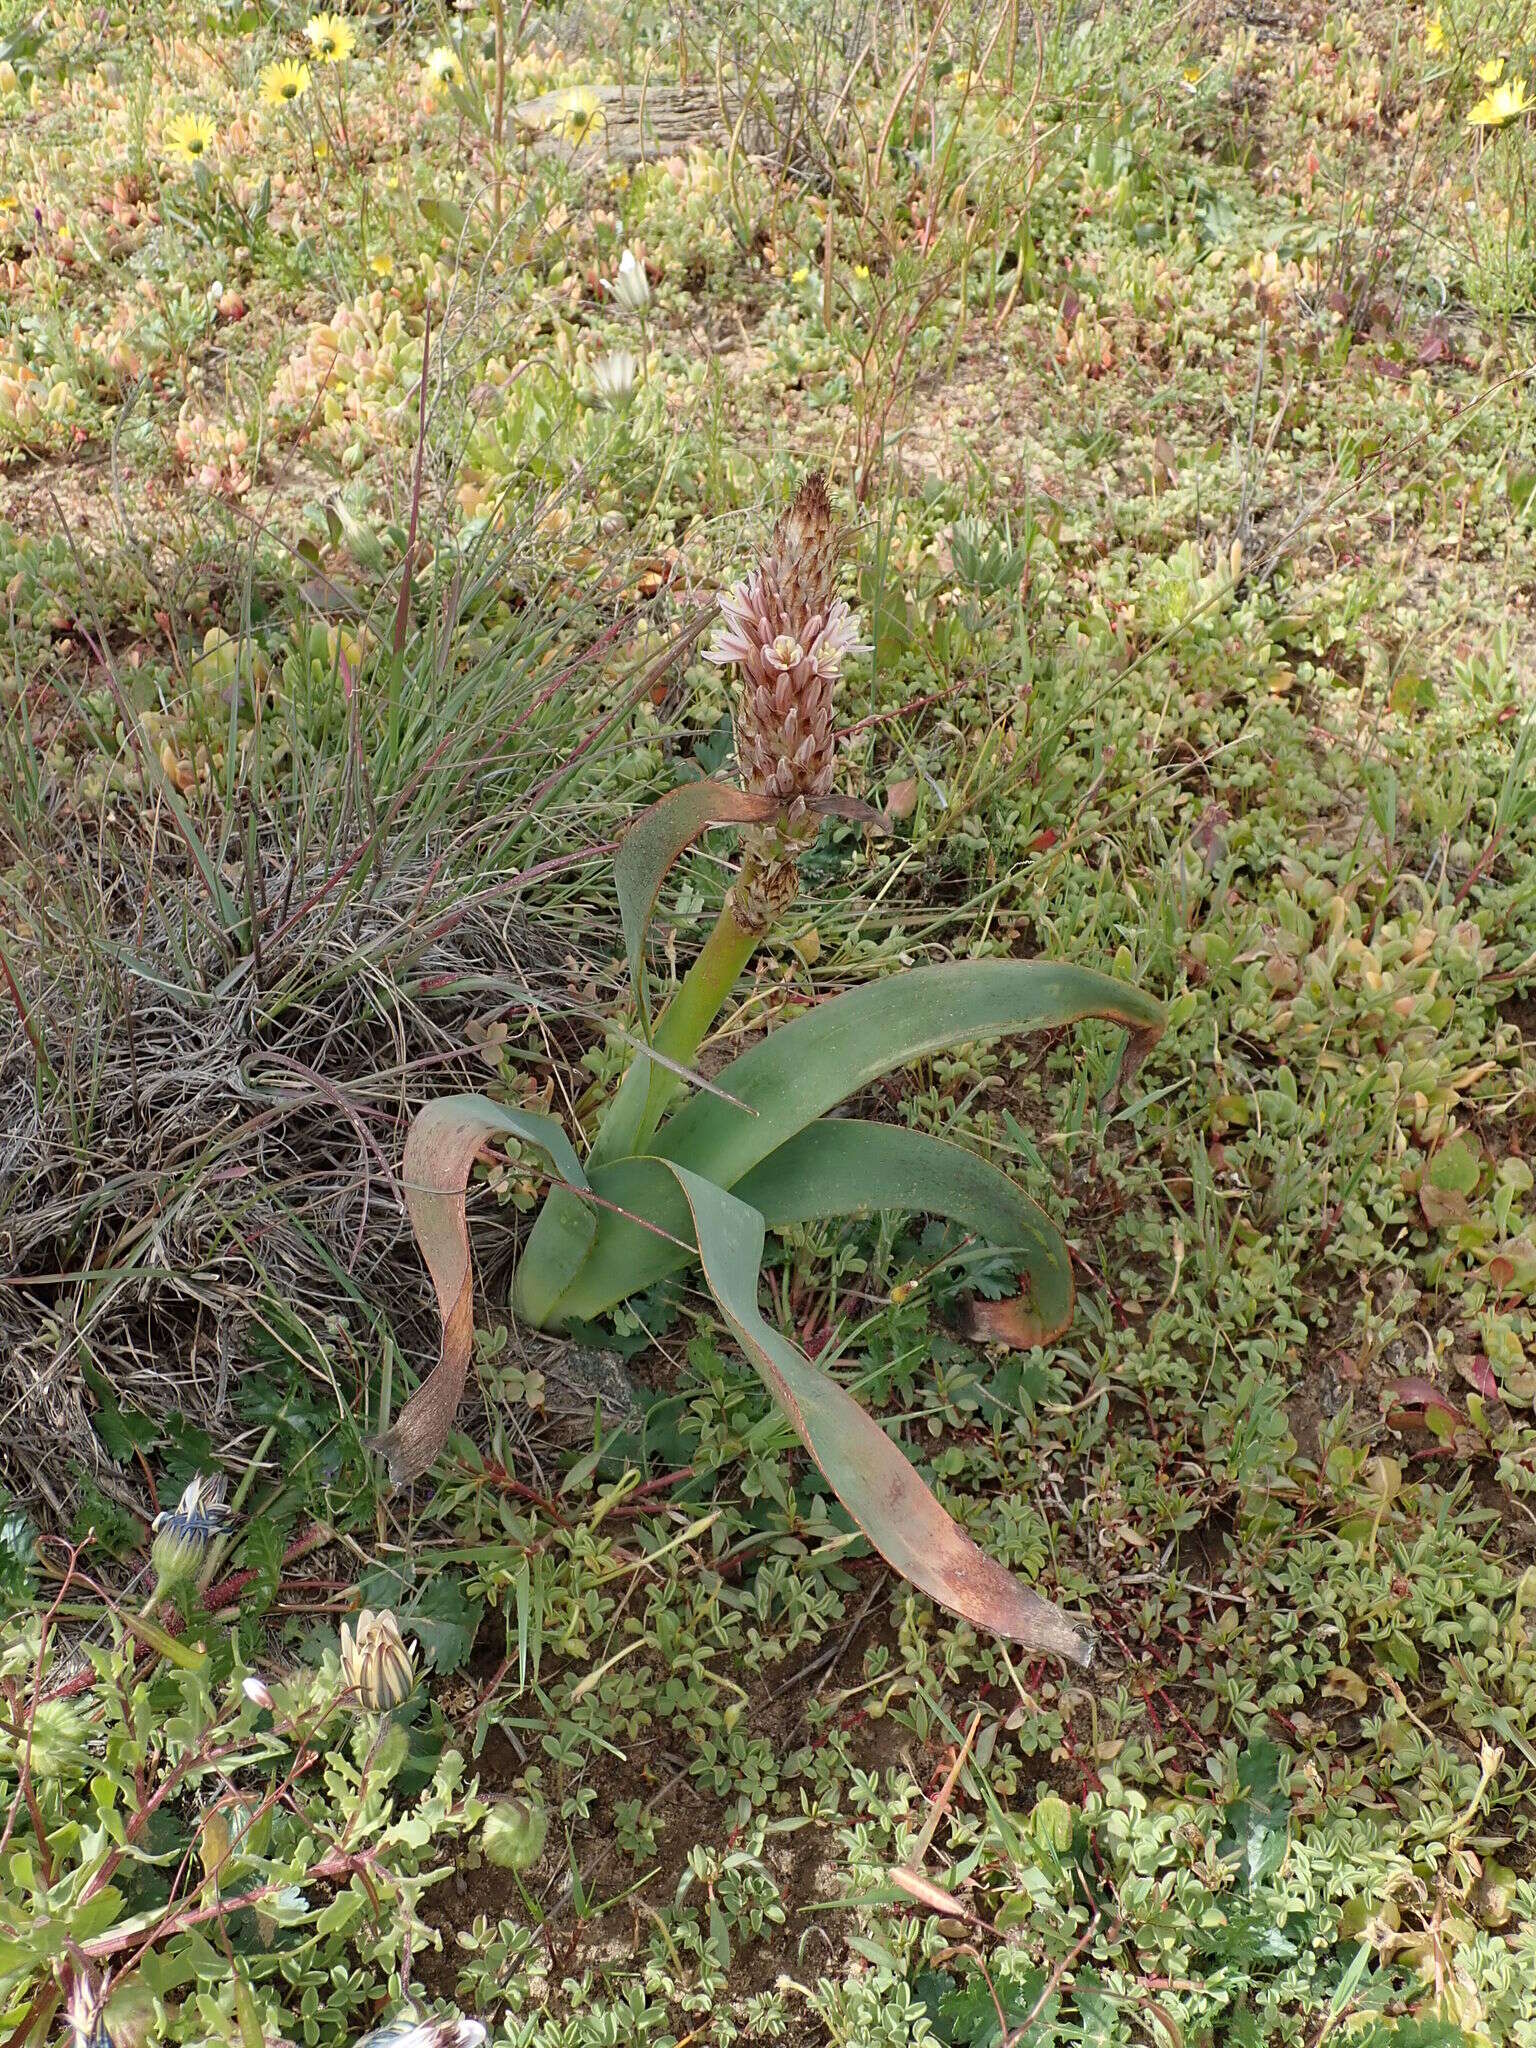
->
[705,473,867,930]
[340,1607,416,1713]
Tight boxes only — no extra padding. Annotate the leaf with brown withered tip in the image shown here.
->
[964,1288,1075,1349]
[660,1161,1094,1665]
[374,1098,591,1485]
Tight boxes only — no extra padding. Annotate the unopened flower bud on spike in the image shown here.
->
[705,471,867,931]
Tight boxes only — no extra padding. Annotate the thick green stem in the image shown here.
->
[516,897,763,1324]
[589,896,761,1168]
[650,898,760,1080]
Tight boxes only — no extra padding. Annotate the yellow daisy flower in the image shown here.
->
[1468,76,1531,125]
[305,12,356,63]
[1425,9,1445,53]
[553,84,604,146]
[1477,56,1505,84]
[426,46,463,88]
[162,112,217,166]
[259,58,311,107]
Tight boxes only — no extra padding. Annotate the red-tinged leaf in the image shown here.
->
[1382,1376,1465,1436]
[379,1097,591,1485]
[1458,1354,1499,1403]
[1419,1182,1473,1228]
[1416,321,1457,366]
[885,776,919,821]
[888,1865,986,1926]
[660,1161,1093,1663]
[1483,1234,1536,1297]
[966,1291,1070,1348]
[808,793,890,833]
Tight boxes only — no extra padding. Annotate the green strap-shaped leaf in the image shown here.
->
[657,1162,1092,1663]
[663,961,1165,1185]
[548,961,1162,1321]
[553,1120,1075,1339]
[736,1119,1075,1345]
[380,1096,591,1484]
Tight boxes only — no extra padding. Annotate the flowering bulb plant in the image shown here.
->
[380,475,1163,1660]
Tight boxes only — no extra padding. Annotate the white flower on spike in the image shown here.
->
[705,473,868,927]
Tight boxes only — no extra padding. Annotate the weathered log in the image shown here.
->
[513,81,816,168]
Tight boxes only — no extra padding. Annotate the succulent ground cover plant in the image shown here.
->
[381,476,1164,1662]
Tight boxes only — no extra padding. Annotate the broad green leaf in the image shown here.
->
[1221,1737,1290,1890]
[560,1118,1074,1341]
[511,1179,602,1331]
[379,1097,590,1484]
[549,961,1162,1323]
[741,1120,1074,1345]
[587,785,885,1173]
[656,1162,1092,1662]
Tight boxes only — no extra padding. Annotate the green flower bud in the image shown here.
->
[481,1794,548,1871]
[1032,1792,1075,1855]
[150,1472,230,1590]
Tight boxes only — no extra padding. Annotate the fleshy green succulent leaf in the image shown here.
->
[656,1161,1092,1663]
[662,962,1165,1188]
[378,1097,591,1484]
[736,1119,1075,1345]
[563,1120,1074,1342]
[545,961,1162,1324]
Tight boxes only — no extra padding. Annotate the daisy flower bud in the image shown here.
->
[150,1473,230,1589]
[355,2015,486,2048]
[66,1968,112,2048]
[606,247,651,314]
[590,346,640,408]
[340,1607,416,1713]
